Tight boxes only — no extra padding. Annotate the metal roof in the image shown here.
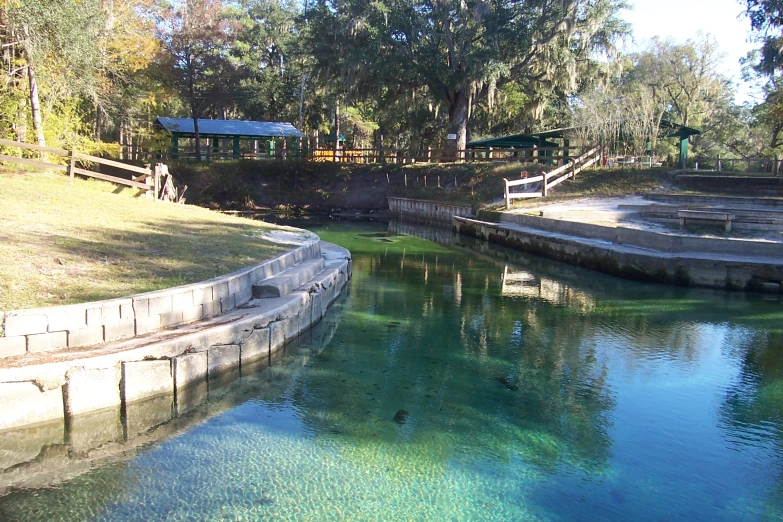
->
[468,119,700,149]
[157,117,304,138]
[467,133,558,148]
[526,119,700,140]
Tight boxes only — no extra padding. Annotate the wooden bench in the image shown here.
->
[678,210,736,232]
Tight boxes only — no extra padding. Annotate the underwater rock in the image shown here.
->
[393,409,409,425]
[495,376,519,391]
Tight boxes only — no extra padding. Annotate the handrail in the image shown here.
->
[503,146,600,208]
[0,137,160,199]
[0,138,69,156]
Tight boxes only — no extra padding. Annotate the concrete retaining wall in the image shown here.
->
[454,216,783,293]
[0,238,322,359]
[477,210,783,258]
[0,313,345,493]
[674,175,783,196]
[388,197,473,224]
[0,242,351,432]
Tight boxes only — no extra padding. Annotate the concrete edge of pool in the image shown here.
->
[0,239,352,432]
[453,216,783,292]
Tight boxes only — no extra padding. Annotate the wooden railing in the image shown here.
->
[121,144,578,164]
[0,138,163,200]
[503,146,600,209]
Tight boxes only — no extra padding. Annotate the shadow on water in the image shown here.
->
[2,217,783,520]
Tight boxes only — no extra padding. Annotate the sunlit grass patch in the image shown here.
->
[0,169,304,310]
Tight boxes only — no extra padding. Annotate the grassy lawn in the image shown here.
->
[0,168,305,311]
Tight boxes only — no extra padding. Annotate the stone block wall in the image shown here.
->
[0,240,322,359]
[0,242,351,432]
[388,197,473,224]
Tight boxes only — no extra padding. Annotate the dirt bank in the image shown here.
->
[170,160,677,212]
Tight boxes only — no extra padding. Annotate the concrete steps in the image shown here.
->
[0,241,352,432]
[252,258,326,298]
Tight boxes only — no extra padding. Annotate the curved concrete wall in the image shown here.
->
[0,241,351,432]
[0,238,321,359]
[388,197,473,224]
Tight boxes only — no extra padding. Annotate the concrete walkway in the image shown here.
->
[455,196,783,294]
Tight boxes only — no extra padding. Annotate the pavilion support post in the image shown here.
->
[171,133,179,160]
[233,136,240,159]
[679,136,688,172]
[563,139,570,166]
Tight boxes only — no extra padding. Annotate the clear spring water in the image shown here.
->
[2,220,783,521]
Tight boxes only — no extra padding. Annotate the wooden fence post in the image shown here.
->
[503,178,510,209]
[68,148,76,185]
[154,163,161,202]
[571,159,576,180]
[542,172,548,197]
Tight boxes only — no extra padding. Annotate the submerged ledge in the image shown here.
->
[0,237,351,432]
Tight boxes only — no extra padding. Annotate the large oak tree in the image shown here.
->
[306,0,628,156]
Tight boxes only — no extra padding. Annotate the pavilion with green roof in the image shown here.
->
[156,117,304,160]
[467,119,701,168]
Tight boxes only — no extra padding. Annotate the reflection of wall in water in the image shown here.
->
[0,297,347,498]
[388,220,456,245]
[501,266,595,312]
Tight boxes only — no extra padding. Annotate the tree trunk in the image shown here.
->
[95,102,102,143]
[27,64,45,147]
[118,121,124,160]
[333,99,340,162]
[444,89,468,159]
[187,64,201,160]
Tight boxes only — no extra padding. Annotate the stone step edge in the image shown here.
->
[453,217,783,293]
[486,211,783,258]
[0,246,352,431]
[0,237,324,358]
[252,257,327,298]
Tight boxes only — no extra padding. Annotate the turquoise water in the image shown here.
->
[2,220,783,521]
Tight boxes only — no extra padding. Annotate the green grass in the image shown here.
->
[0,168,305,311]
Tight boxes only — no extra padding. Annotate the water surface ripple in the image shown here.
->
[1,220,783,521]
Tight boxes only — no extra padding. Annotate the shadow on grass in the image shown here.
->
[0,217,298,310]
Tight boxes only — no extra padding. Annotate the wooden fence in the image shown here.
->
[0,138,169,201]
[503,146,600,209]
[119,144,578,165]
[686,156,783,175]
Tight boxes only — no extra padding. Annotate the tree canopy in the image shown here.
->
[0,0,777,161]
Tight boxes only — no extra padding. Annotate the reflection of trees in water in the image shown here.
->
[296,223,783,483]
[290,239,617,476]
[719,331,783,501]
